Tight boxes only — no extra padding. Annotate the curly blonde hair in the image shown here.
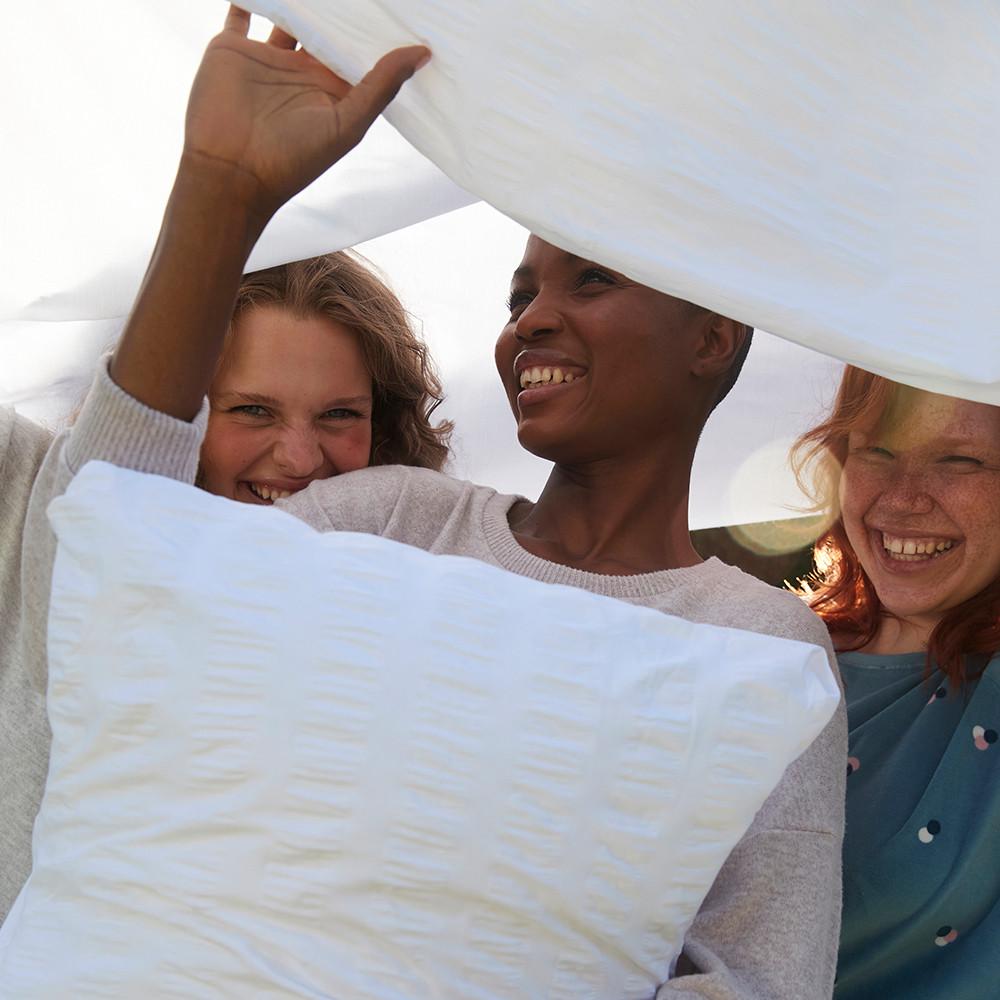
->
[229,253,452,471]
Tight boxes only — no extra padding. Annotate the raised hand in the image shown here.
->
[183,5,429,224]
[111,7,428,420]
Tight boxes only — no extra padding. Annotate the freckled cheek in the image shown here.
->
[963,500,1000,580]
[838,467,877,545]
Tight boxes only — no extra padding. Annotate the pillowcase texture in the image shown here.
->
[0,462,838,998]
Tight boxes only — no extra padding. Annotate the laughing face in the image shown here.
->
[199,305,373,504]
[839,387,1000,636]
[494,236,715,466]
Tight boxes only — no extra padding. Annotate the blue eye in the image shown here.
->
[322,409,361,421]
[231,404,270,418]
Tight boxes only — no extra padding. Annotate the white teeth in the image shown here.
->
[249,483,293,502]
[519,365,579,389]
[881,533,953,561]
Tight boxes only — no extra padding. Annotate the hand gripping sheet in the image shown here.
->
[245,0,1000,404]
[0,462,839,999]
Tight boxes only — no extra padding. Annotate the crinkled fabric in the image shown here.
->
[249,0,1000,405]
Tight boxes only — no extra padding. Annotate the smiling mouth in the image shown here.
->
[518,365,580,390]
[245,482,294,503]
[879,531,956,562]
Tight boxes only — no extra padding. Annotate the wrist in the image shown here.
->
[109,153,270,422]
[172,150,274,248]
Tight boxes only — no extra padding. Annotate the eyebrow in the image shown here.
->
[218,391,372,408]
[868,429,993,452]
[930,436,990,450]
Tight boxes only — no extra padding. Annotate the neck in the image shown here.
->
[509,448,701,575]
[859,614,936,656]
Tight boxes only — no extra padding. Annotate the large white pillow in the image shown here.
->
[0,462,838,999]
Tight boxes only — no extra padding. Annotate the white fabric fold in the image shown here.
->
[248,0,1000,404]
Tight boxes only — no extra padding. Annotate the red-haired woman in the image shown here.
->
[793,367,1000,999]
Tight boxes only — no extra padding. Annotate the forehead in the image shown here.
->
[215,306,370,391]
[871,388,1000,450]
[512,236,587,280]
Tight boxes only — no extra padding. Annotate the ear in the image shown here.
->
[690,315,747,380]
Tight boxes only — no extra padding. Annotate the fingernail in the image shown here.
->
[415,48,432,70]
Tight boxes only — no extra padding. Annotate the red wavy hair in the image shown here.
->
[790,366,1000,686]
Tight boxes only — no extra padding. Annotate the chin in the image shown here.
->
[515,423,580,465]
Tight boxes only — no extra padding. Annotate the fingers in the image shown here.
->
[224,5,250,36]
[268,25,298,50]
[342,45,431,139]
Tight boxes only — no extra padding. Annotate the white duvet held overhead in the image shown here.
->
[3,3,997,526]
[248,0,1000,404]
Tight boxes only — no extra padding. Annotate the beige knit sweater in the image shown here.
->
[0,407,54,919]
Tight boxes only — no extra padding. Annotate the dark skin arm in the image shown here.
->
[110,5,429,420]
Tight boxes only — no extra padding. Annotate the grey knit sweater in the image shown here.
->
[2,364,846,998]
[1,407,54,919]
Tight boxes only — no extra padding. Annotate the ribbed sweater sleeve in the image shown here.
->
[62,358,208,482]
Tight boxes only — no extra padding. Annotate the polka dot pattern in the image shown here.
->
[934,925,958,947]
[917,819,941,844]
[972,725,997,751]
[927,685,948,705]
[837,652,999,995]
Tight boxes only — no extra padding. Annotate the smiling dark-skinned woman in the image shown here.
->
[793,366,1000,1000]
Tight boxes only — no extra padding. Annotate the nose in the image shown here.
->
[272,425,326,478]
[876,466,935,516]
[513,290,563,343]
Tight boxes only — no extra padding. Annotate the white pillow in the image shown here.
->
[0,462,838,999]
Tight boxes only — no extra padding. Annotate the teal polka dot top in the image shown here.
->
[835,652,999,999]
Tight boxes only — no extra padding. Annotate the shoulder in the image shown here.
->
[692,559,833,651]
[280,466,501,543]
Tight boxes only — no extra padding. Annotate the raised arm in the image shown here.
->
[110,5,429,420]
